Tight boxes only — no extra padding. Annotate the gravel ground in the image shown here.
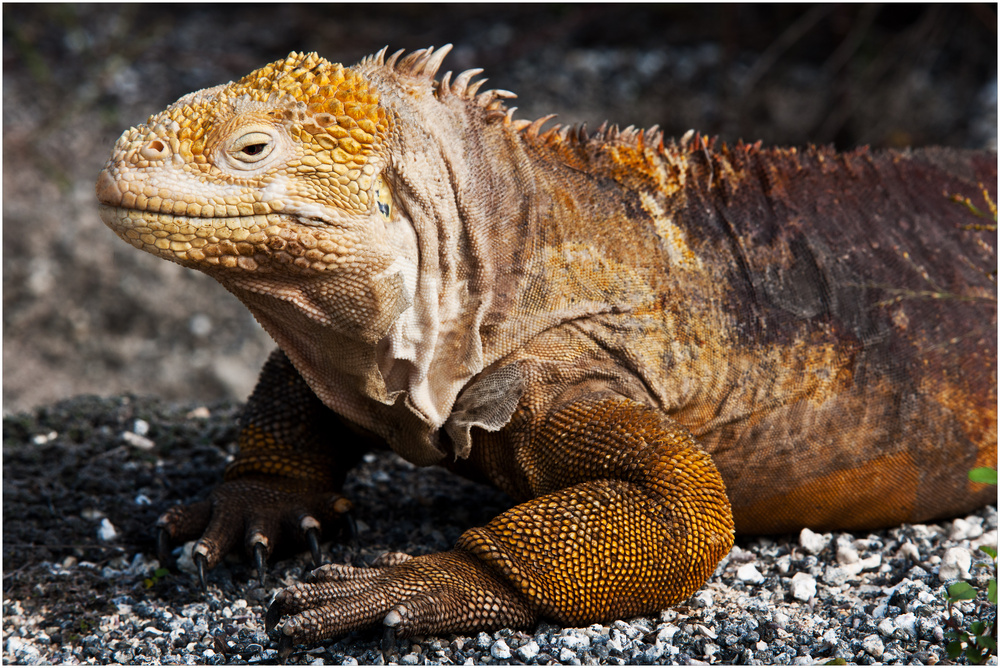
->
[3,396,997,665]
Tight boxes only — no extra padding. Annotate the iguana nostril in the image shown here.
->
[140,139,168,160]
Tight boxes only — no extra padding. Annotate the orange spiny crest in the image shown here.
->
[227,52,391,157]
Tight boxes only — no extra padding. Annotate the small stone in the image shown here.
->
[862,634,884,659]
[895,612,917,638]
[559,646,576,663]
[613,620,641,639]
[560,633,590,651]
[692,590,713,608]
[517,640,539,662]
[656,625,679,643]
[186,406,211,419]
[474,632,492,651]
[897,542,921,561]
[877,618,895,637]
[950,518,983,541]
[972,529,998,554]
[31,431,57,445]
[789,572,817,601]
[836,542,860,566]
[490,639,511,660]
[98,518,118,542]
[799,528,829,555]
[400,653,420,665]
[737,563,765,584]
[122,430,155,450]
[939,547,972,581]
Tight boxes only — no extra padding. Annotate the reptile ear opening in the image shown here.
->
[374,175,392,221]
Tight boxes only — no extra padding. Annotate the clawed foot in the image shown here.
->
[156,477,355,589]
[265,550,536,652]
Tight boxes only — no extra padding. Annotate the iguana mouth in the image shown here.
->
[98,204,320,270]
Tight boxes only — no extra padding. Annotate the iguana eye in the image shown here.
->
[374,175,392,221]
[229,131,274,163]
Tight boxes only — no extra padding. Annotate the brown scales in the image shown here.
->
[95,45,996,652]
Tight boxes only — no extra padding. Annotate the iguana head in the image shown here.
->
[96,46,518,446]
[96,50,412,340]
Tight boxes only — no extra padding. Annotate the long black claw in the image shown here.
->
[253,542,268,585]
[265,595,286,633]
[306,527,322,567]
[277,634,293,664]
[342,513,358,543]
[195,553,208,592]
[157,528,172,565]
[381,624,397,654]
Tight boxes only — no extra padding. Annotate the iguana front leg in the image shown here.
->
[265,390,734,646]
[157,349,368,585]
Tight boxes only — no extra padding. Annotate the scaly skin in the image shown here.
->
[96,46,996,648]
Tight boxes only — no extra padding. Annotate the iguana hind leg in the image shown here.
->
[265,391,734,644]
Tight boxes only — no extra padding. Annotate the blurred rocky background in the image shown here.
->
[4,4,996,413]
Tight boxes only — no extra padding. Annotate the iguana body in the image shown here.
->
[96,46,997,648]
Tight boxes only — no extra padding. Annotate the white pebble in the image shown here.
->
[656,624,679,643]
[31,431,58,445]
[972,529,998,554]
[517,640,539,662]
[400,653,420,665]
[877,618,895,637]
[696,624,718,640]
[186,406,211,419]
[799,528,829,555]
[836,542,860,566]
[939,547,972,581]
[862,634,884,659]
[737,563,765,584]
[895,612,918,638]
[98,518,118,542]
[692,590,713,608]
[897,542,921,561]
[950,517,984,541]
[490,639,511,660]
[790,572,817,601]
[122,430,155,450]
[559,633,590,651]
[558,646,575,663]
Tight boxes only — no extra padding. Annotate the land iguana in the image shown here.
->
[96,46,997,650]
